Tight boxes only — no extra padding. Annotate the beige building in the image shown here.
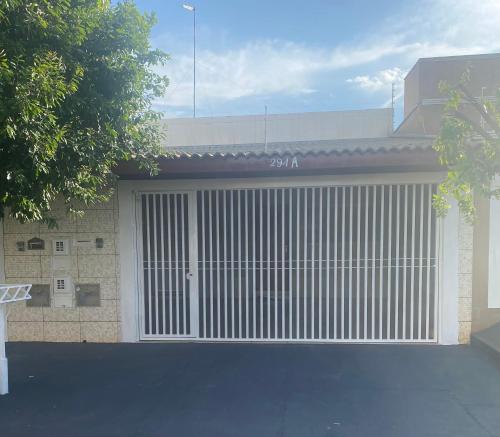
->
[0,53,498,345]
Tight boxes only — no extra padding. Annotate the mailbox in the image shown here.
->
[27,237,44,250]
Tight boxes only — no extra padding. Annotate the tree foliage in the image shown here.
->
[0,0,168,226]
[433,74,500,223]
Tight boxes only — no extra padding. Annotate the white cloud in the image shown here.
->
[346,67,407,108]
[155,38,416,109]
[153,0,500,113]
[347,67,405,92]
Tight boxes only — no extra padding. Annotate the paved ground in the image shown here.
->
[1,343,500,437]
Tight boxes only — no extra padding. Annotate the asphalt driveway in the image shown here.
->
[1,342,500,437]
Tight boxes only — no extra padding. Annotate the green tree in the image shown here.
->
[0,0,168,226]
[433,75,500,223]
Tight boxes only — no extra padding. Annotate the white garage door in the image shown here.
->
[138,183,439,343]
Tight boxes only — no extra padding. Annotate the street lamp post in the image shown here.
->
[183,3,196,118]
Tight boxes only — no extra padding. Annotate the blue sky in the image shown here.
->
[132,0,500,124]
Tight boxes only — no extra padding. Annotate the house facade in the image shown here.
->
[0,53,498,345]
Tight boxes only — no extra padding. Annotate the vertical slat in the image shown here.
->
[303,188,308,339]
[245,190,249,338]
[167,194,173,334]
[426,184,432,340]
[379,186,384,339]
[253,190,257,339]
[172,194,179,334]
[208,191,213,338]
[326,187,331,339]
[318,188,323,339]
[403,185,408,339]
[356,186,361,339]
[395,185,401,340]
[348,186,353,339]
[200,191,207,338]
[238,190,242,338]
[180,194,186,334]
[364,186,369,339]
[433,185,439,340]
[333,187,338,340]
[260,190,264,338]
[223,190,228,338]
[410,184,416,339]
[153,195,159,334]
[341,186,345,339]
[289,188,293,339]
[311,188,315,339]
[371,186,377,339]
[181,194,189,335]
[387,186,392,339]
[160,195,166,335]
[274,189,278,339]
[215,190,221,338]
[418,185,424,340]
[173,195,180,335]
[296,188,301,339]
[146,195,152,335]
[230,191,235,338]
[267,189,271,338]
[188,191,199,337]
[281,189,286,339]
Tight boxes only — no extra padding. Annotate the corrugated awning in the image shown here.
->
[115,136,441,180]
[162,136,435,159]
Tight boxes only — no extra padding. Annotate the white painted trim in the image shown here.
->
[136,192,146,340]
[439,200,459,345]
[118,188,140,342]
[488,197,500,308]
[119,172,445,193]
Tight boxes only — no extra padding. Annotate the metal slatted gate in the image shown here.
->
[138,192,198,338]
[138,184,440,343]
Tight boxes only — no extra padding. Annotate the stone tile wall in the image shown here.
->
[458,215,474,343]
[3,193,120,342]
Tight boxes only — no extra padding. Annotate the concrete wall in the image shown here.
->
[162,109,393,148]
[398,53,500,136]
[471,195,500,333]
[2,194,120,342]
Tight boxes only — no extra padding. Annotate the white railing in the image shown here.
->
[0,284,32,304]
[0,284,32,395]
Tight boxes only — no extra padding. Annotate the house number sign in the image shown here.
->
[269,156,299,169]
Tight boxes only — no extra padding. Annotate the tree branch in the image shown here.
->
[450,109,495,143]
[457,83,500,138]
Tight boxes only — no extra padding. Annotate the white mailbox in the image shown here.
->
[53,276,74,308]
[52,238,69,256]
